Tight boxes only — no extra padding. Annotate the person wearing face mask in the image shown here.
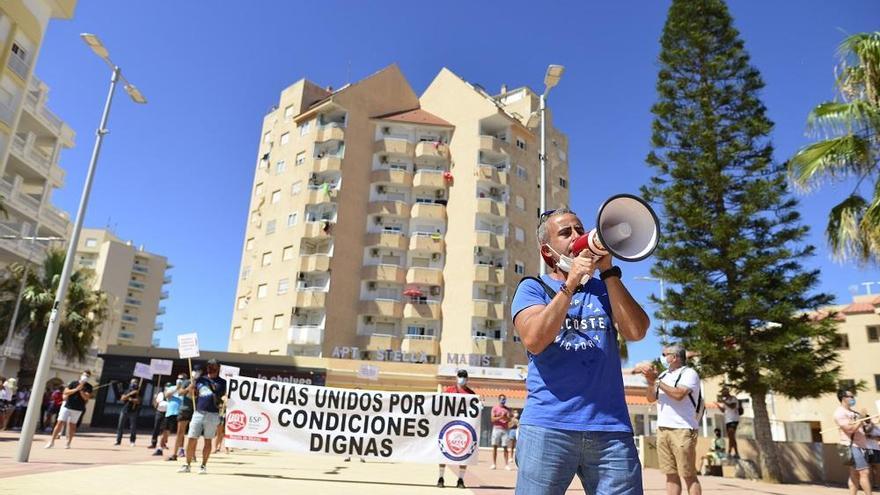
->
[158,377,184,458]
[834,389,873,495]
[115,378,142,446]
[511,208,650,495]
[178,359,226,474]
[490,394,512,470]
[641,345,703,495]
[45,370,93,449]
[437,369,476,488]
[169,373,192,461]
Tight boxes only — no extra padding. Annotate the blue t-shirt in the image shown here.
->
[165,385,182,417]
[511,275,633,433]
[195,376,226,413]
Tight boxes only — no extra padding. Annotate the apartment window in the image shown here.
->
[515,227,525,243]
[515,195,525,211]
[273,314,285,330]
[257,284,268,299]
[261,252,272,267]
[271,190,281,204]
[263,131,271,144]
[295,151,306,166]
[85,238,98,248]
[280,132,290,146]
[276,160,286,175]
[278,278,289,295]
[252,318,263,333]
[266,219,276,235]
[241,266,251,280]
[291,181,302,195]
[232,327,242,340]
[516,165,527,180]
[558,177,568,189]
[514,262,525,275]
[299,120,312,136]
[287,213,298,227]
[515,137,526,150]
[284,105,294,120]
[237,297,247,309]
[246,238,254,251]
[282,246,294,261]
[835,333,850,350]
[255,182,264,196]
[868,326,880,343]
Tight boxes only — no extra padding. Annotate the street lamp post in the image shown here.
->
[16,33,145,462]
[538,64,564,276]
[635,275,666,329]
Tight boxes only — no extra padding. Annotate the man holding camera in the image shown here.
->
[178,359,226,474]
[45,369,93,449]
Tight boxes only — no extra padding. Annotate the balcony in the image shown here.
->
[373,137,414,156]
[370,169,412,187]
[403,301,441,319]
[124,298,142,307]
[366,333,401,352]
[406,267,443,286]
[10,135,53,177]
[409,233,444,253]
[359,300,403,318]
[305,187,337,205]
[413,169,447,188]
[473,301,505,319]
[288,325,324,346]
[315,126,345,143]
[479,135,509,156]
[414,141,448,161]
[411,202,446,221]
[0,222,47,261]
[474,265,505,285]
[313,155,342,173]
[368,200,409,217]
[401,335,440,356]
[128,280,146,291]
[7,54,29,80]
[160,290,169,300]
[294,291,326,308]
[121,315,139,323]
[40,206,68,236]
[362,264,406,284]
[477,165,509,186]
[154,322,164,332]
[304,221,334,238]
[475,231,506,250]
[132,265,149,274]
[473,337,504,356]
[300,254,331,272]
[365,232,407,250]
[476,198,507,217]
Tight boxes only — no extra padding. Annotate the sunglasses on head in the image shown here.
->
[538,209,576,224]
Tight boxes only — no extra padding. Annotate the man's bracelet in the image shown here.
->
[559,283,573,297]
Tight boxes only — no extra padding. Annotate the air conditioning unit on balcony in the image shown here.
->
[374,216,383,225]
[489,187,499,196]
[297,272,305,280]
[431,253,441,261]
[380,155,388,164]
[365,316,374,324]
[430,286,441,296]
[370,248,379,257]
[367,282,376,290]
[382,127,391,135]
[377,185,386,194]
[475,247,483,255]
[435,189,445,199]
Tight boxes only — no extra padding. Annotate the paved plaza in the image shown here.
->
[0,431,852,494]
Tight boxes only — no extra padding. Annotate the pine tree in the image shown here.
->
[642,0,842,483]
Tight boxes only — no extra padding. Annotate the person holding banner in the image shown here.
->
[178,359,226,474]
[437,369,476,489]
[511,209,650,495]
[45,370,93,449]
[115,379,143,446]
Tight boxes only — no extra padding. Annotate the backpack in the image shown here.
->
[659,366,705,423]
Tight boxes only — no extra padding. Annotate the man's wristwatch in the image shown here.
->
[599,266,622,281]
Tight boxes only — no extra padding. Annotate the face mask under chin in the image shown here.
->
[545,245,574,273]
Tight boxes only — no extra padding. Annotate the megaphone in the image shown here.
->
[573,194,660,262]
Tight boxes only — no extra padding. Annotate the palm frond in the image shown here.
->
[807,101,880,135]
[788,135,873,189]
[827,195,870,262]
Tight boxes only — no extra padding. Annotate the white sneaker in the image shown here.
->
[198,465,207,475]
[130,442,136,447]
[64,443,71,449]
[44,441,54,449]
[489,464,496,470]
[177,465,191,473]
[505,464,512,471]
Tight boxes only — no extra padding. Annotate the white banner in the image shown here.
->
[150,359,174,376]
[219,365,240,379]
[133,362,153,379]
[225,376,482,465]
[177,333,200,359]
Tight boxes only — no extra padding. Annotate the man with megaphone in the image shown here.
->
[511,199,656,495]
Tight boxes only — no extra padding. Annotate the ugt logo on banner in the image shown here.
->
[437,420,478,462]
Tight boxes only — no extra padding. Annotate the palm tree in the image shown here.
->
[789,31,880,264]
[0,249,108,381]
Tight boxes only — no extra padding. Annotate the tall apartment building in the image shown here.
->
[228,64,570,370]
[74,228,171,349]
[0,1,76,267]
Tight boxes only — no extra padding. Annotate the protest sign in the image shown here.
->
[224,376,482,465]
[357,364,379,381]
[133,362,153,380]
[177,333,200,359]
[220,365,240,378]
[150,359,174,376]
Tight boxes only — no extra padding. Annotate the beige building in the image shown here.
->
[74,228,170,349]
[228,64,570,379]
[0,0,76,268]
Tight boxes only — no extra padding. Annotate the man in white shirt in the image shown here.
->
[718,387,740,458]
[641,344,702,495]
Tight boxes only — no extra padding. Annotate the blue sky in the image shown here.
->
[33,1,879,365]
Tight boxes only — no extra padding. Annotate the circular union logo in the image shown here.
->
[226,410,247,432]
[437,420,477,462]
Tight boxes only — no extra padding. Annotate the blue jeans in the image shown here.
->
[515,424,642,495]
